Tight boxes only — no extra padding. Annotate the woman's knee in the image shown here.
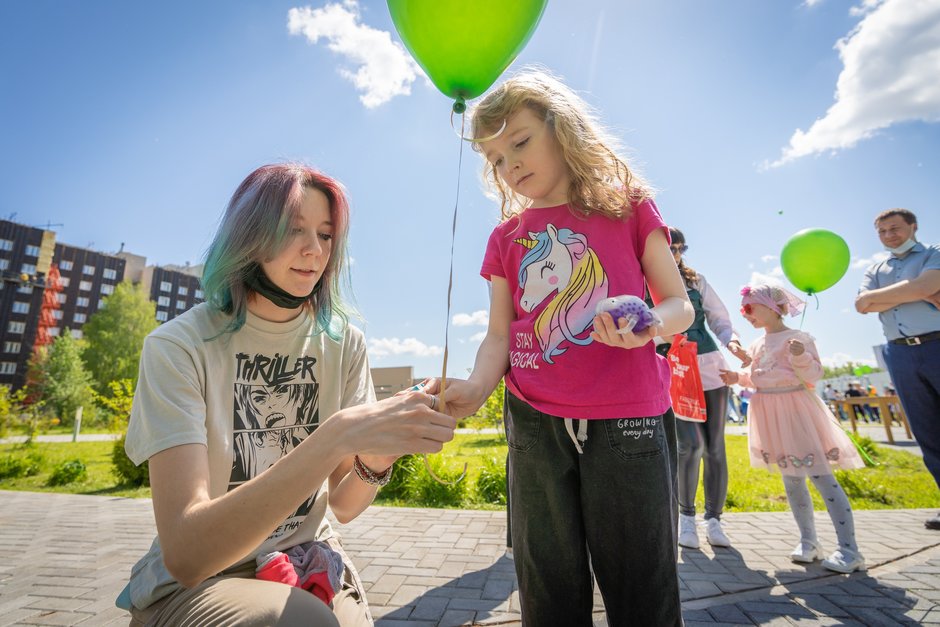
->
[677,437,704,460]
[158,578,340,627]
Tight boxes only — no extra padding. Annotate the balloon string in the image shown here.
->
[828,414,878,466]
[450,109,507,143]
[424,108,468,486]
[798,292,818,330]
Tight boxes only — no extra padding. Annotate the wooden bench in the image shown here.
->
[831,396,913,444]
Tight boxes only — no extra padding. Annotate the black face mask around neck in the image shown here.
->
[244,264,318,310]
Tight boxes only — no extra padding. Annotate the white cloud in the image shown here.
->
[820,351,876,367]
[804,0,825,6]
[452,310,489,326]
[469,331,487,343]
[761,254,778,263]
[287,2,421,108]
[768,0,940,167]
[851,251,890,269]
[748,271,788,288]
[367,337,442,358]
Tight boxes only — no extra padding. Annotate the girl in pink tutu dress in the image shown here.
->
[720,283,866,573]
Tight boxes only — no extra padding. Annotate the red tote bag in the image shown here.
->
[667,336,707,423]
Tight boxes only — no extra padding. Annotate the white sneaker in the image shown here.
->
[822,548,865,573]
[705,518,731,548]
[678,514,700,549]
[789,539,821,564]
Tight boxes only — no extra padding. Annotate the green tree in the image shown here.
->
[36,331,95,426]
[0,385,27,438]
[822,361,882,379]
[474,379,506,431]
[82,282,158,393]
[94,378,135,432]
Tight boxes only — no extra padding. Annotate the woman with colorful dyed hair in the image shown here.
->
[119,163,455,625]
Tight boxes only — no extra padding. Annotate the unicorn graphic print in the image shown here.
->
[515,224,609,364]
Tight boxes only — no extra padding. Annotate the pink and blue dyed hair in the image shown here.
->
[201,163,354,340]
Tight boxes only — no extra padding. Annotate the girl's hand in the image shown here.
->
[719,369,739,385]
[727,340,752,367]
[788,339,805,356]
[590,312,661,350]
[423,377,489,421]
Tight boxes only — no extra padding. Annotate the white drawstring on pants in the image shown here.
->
[564,418,588,454]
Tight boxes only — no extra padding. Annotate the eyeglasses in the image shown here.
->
[670,244,688,254]
[741,303,753,315]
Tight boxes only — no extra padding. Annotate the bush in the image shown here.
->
[475,456,507,504]
[834,468,890,504]
[847,434,879,467]
[112,434,149,486]
[0,451,44,479]
[47,459,87,486]
[381,454,420,499]
[409,455,470,507]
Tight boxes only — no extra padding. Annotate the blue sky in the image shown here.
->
[2,0,938,379]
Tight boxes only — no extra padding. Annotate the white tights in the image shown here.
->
[783,474,858,553]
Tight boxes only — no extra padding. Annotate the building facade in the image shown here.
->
[0,219,203,390]
[0,220,54,389]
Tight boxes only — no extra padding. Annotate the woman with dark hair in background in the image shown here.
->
[665,227,751,549]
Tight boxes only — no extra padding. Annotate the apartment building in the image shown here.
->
[0,219,203,390]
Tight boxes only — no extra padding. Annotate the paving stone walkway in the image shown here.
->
[2,491,939,625]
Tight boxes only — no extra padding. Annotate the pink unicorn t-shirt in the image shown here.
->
[481,198,672,419]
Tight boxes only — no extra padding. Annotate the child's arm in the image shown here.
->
[437,277,513,419]
[719,368,754,389]
[787,336,824,384]
[643,228,695,337]
[592,228,693,349]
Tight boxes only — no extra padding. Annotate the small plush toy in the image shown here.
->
[595,295,662,334]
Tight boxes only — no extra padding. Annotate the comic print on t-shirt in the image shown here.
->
[230,351,319,539]
[513,223,609,364]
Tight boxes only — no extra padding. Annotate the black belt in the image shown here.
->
[891,331,940,346]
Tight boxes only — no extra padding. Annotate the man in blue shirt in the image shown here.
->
[857,208,940,529]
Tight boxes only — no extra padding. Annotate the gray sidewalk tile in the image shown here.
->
[437,609,475,627]
[842,606,911,626]
[3,491,940,626]
[705,603,752,623]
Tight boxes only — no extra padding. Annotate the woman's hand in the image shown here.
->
[788,339,805,356]
[719,369,739,385]
[727,340,751,366]
[590,312,661,350]
[342,391,456,460]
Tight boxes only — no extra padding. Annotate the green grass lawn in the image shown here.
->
[0,440,149,498]
[2,433,937,511]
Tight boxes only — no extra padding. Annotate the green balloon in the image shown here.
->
[780,228,850,295]
[387,0,547,103]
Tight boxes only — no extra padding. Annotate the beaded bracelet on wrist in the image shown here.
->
[353,455,393,487]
